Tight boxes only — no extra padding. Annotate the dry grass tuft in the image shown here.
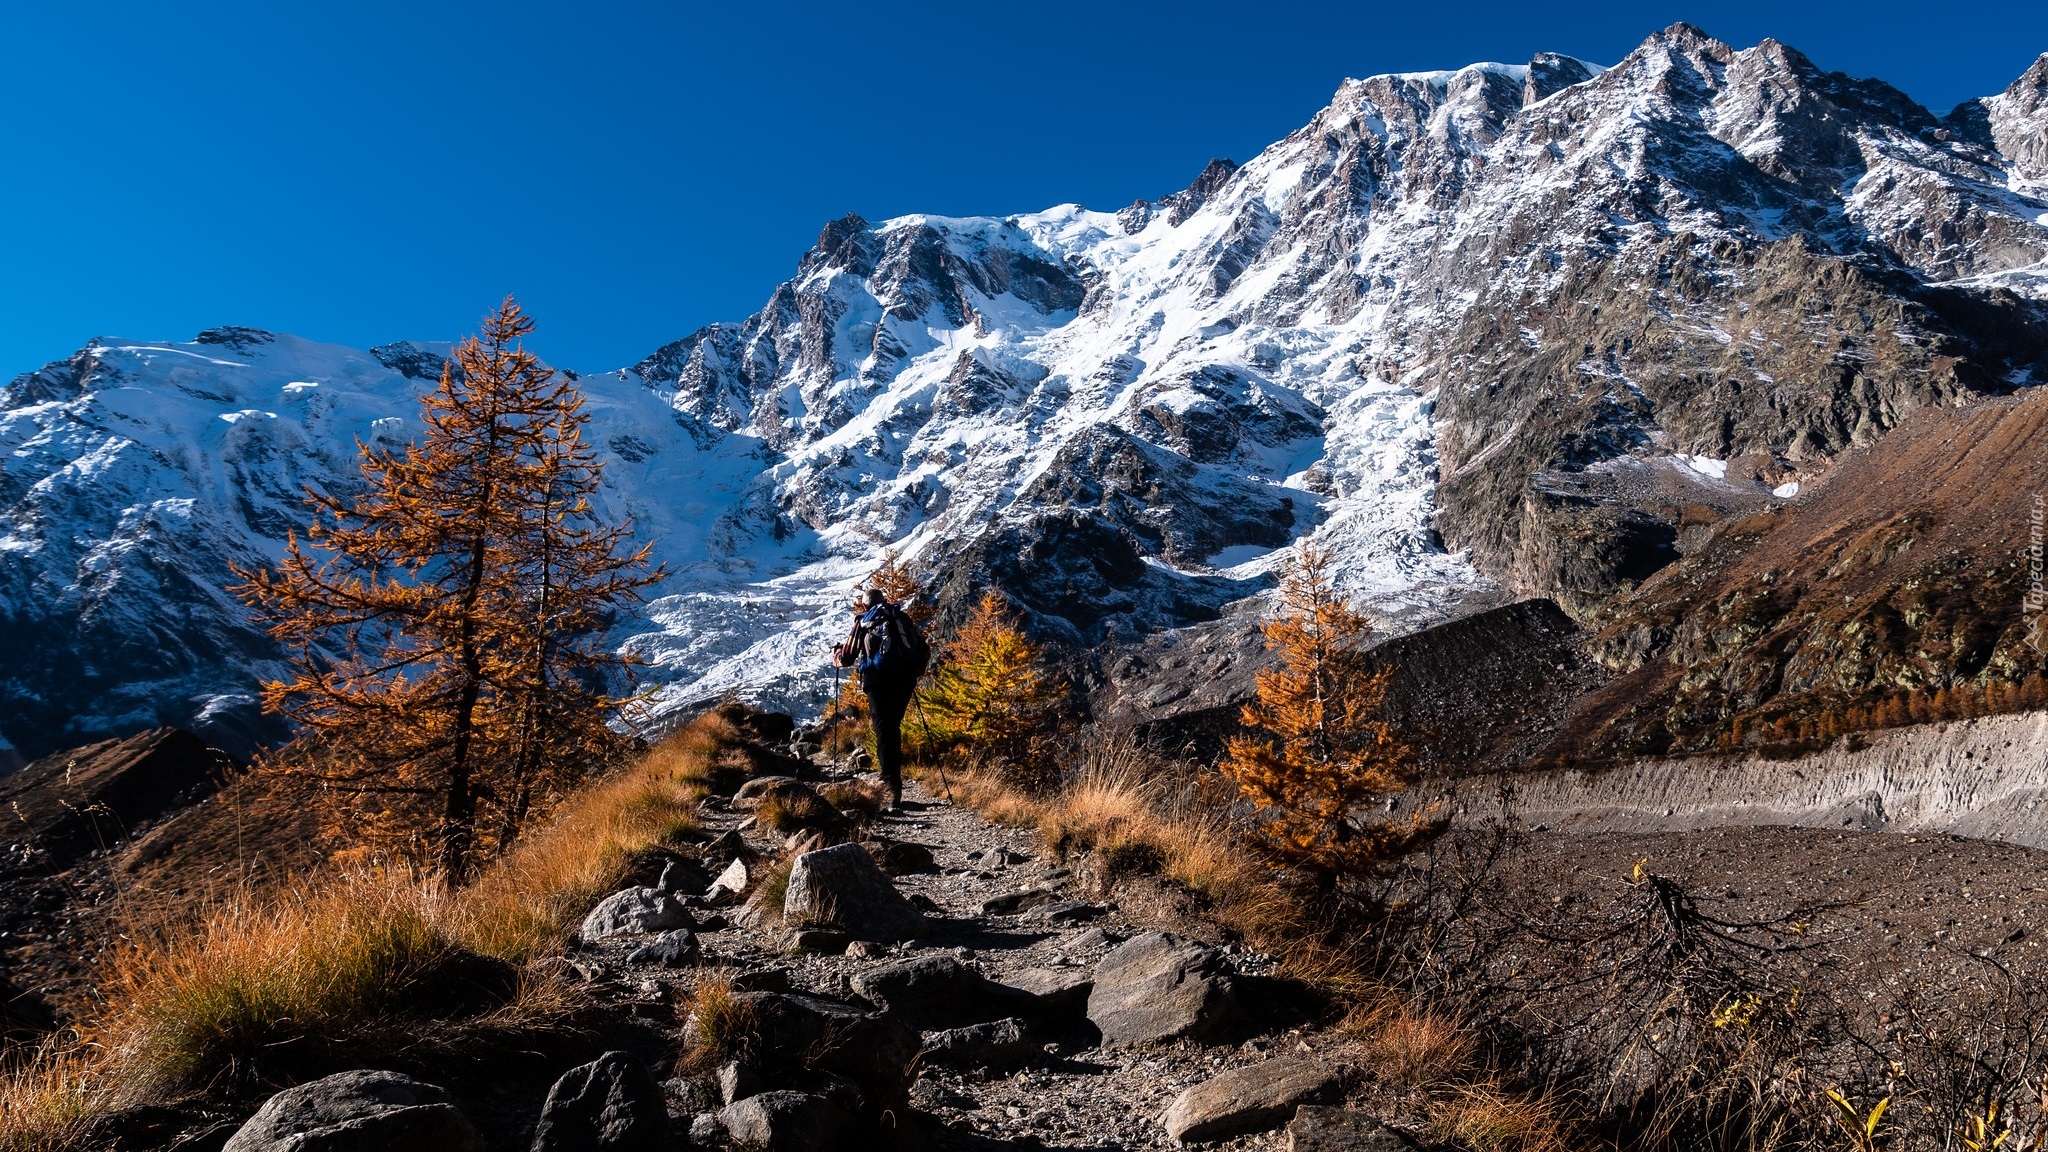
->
[1358,1005,1479,1087]
[1429,1084,1572,1152]
[750,856,795,924]
[0,1046,103,1152]
[680,974,757,1069]
[819,780,883,821]
[756,791,839,837]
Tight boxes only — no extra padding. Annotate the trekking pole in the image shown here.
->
[911,690,952,802]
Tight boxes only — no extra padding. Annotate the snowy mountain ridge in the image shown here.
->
[5,24,2047,759]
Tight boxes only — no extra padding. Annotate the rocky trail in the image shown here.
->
[553,767,1382,1152]
[209,736,1405,1152]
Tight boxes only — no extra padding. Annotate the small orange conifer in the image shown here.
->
[1220,544,1424,880]
[921,590,1066,789]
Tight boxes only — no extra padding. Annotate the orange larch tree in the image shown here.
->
[233,297,663,881]
[1219,543,1427,882]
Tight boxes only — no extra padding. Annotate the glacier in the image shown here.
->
[6,25,2047,760]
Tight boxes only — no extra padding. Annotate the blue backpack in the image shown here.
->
[860,603,931,682]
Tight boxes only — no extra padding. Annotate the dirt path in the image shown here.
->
[576,776,1357,1151]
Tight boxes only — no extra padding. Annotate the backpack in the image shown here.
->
[866,603,932,682]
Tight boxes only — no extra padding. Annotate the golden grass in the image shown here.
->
[679,973,756,1070]
[109,873,573,1098]
[1428,1085,1573,1152]
[819,780,883,821]
[756,790,838,837]
[750,856,794,925]
[1355,1004,1479,1087]
[0,712,744,1144]
[0,1046,103,1152]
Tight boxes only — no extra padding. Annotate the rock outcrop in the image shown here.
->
[223,1070,479,1152]
[782,842,928,941]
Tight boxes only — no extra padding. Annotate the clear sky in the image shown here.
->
[2,1,2044,378]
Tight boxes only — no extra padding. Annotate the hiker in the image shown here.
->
[833,587,929,810]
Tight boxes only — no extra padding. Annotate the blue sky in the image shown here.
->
[2,1,2044,377]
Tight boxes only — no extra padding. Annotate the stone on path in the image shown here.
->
[530,1051,669,1151]
[578,887,692,943]
[702,829,758,866]
[1087,932,1243,1047]
[850,954,1027,1028]
[703,858,750,906]
[718,1090,850,1152]
[1285,1106,1417,1151]
[782,842,927,941]
[735,775,804,804]
[978,886,1059,916]
[999,967,1093,1015]
[1160,1058,1342,1143]
[864,838,938,876]
[624,928,700,968]
[223,1070,478,1152]
[702,992,920,1111]
[919,1017,1039,1069]
[1031,900,1107,926]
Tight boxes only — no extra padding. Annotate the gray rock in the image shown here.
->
[978,887,1060,916]
[782,843,927,941]
[1160,1058,1342,1142]
[700,992,920,1111]
[530,1050,669,1151]
[656,858,711,894]
[1087,932,1242,1047]
[223,1070,478,1152]
[718,1090,850,1151]
[625,929,700,968]
[735,776,809,805]
[785,928,851,955]
[1032,900,1107,926]
[703,858,750,906]
[730,967,792,993]
[850,954,1026,1028]
[919,1017,1039,1069]
[999,967,1093,1014]
[703,829,757,866]
[718,1061,765,1105]
[660,1077,714,1117]
[688,1113,722,1144]
[1067,927,1120,951]
[863,838,938,876]
[1285,1106,1415,1151]
[578,887,693,943]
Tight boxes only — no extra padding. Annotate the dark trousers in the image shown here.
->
[864,673,913,799]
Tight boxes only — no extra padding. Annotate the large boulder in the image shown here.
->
[530,1051,670,1151]
[1087,932,1242,1047]
[1160,1058,1342,1143]
[718,1091,850,1152]
[849,954,1026,1028]
[782,843,927,941]
[578,887,693,943]
[690,992,919,1114]
[223,1070,478,1152]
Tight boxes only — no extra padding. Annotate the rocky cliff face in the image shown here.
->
[3,26,2045,758]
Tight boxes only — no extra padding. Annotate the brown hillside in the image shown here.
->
[1550,384,2048,762]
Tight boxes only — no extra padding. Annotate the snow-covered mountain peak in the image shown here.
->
[5,26,2047,759]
